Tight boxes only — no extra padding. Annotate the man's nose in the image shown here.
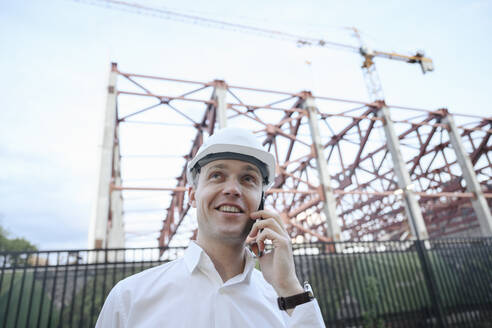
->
[222,178,241,197]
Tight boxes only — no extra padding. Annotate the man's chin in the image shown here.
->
[214,228,250,245]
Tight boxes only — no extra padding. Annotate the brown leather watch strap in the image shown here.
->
[277,291,313,310]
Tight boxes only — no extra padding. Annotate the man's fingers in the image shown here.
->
[248,218,283,239]
[250,209,278,219]
[255,228,288,252]
[245,235,255,244]
[250,210,286,230]
[248,210,291,257]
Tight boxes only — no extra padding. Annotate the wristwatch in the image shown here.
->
[277,281,315,311]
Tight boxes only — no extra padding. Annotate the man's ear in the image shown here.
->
[188,186,196,208]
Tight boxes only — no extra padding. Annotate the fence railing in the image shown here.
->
[1,238,491,327]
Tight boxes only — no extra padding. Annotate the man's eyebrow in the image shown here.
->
[243,164,261,176]
[205,163,227,173]
[205,163,260,175]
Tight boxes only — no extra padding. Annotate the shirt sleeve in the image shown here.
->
[95,283,126,328]
[284,299,326,328]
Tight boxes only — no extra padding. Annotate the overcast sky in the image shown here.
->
[1,0,491,250]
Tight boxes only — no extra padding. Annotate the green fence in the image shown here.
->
[1,239,491,327]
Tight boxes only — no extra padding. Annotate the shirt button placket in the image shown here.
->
[215,287,225,328]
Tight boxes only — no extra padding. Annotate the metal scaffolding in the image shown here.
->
[90,63,492,250]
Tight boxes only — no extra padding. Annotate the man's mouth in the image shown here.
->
[216,205,243,213]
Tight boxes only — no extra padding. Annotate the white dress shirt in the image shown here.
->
[96,241,325,327]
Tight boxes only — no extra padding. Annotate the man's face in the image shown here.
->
[189,159,263,245]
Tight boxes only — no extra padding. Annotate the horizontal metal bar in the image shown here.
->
[118,90,215,104]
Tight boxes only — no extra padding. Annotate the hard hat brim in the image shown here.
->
[187,143,276,190]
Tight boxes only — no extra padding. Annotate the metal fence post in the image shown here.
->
[415,240,446,327]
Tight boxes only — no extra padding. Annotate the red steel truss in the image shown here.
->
[103,64,492,249]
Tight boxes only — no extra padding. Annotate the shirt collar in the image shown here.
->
[183,241,256,284]
[183,241,203,273]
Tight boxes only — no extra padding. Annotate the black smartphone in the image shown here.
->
[249,193,265,256]
[258,196,264,211]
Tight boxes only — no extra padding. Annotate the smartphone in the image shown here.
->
[258,196,264,211]
[249,193,264,256]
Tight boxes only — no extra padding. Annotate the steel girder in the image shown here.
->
[102,65,492,249]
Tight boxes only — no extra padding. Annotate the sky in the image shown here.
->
[0,0,491,250]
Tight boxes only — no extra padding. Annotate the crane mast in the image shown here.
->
[351,27,385,101]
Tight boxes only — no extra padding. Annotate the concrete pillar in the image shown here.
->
[303,94,341,241]
[107,124,125,250]
[89,62,120,253]
[378,106,429,239]
[442,113,492,236]
[213,80,228,128]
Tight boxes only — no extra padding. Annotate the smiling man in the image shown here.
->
[96,127,325,327]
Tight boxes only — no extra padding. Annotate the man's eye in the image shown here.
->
[210,172,222,179]
[243,175,257,184]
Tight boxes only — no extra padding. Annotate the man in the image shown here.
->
[96,127,325,327]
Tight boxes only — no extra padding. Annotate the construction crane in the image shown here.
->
[82,0,441,247]
[297,27,434,101]
[79,0,434,102]
[351,27,434,101]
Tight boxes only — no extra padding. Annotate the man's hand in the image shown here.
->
[246,210,304,300]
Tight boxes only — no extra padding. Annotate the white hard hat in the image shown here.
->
[187,127,276,191]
